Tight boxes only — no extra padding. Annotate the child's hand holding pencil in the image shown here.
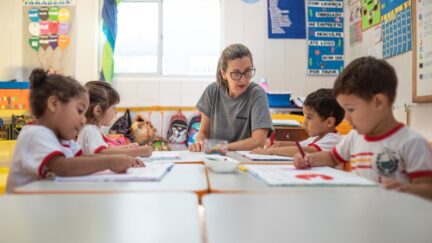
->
[293,141,312,169]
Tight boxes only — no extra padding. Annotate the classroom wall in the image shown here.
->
[1,0,431,139]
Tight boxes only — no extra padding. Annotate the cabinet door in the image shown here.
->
[274,126,308,141]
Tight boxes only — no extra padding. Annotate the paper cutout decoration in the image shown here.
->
[58,22,70,34]
[58,8,70,22]
[28,22,40,36]
[38,7,49,21]
[58,35,70,50]
[28,8,39,22]
[48,6,59,21]
[49,21,59,34]
[28,36,40,51]
[39,20,49,35]
[49,34,59,49]
[39,35,49,50]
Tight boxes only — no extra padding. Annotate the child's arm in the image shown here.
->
[189,114,210,152]
[383,177,432,200]
[251,145,319,157]
[271,141,296,147]
[99,145,153,157]
[45,154,143,176]
[227,128,268,151]
[293,150,340,169]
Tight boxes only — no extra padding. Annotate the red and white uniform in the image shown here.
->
[332,123,432,183]
[299,132,342,151]
[77,124,109,155]
[6,125,83,193]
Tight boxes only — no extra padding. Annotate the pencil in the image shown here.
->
[295,141,310,169]
[295,141,305,158]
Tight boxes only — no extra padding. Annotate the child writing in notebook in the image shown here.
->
[77,81,153,157]
[251,88,344,156]
[6,69,143,193]
[293,56,432,200]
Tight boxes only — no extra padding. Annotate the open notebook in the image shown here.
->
[237,151,293,161]
[244,164,376,186]
[272,119,301,127]
[142,151,181,162]
[54,163,174,182]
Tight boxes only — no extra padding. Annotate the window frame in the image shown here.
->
[113,0,221,79]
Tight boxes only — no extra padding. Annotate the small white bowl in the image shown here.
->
[203,155,239,173]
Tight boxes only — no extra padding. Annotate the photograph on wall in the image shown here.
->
[381,0,412,59]
[307,0,344,76]
[267,0,306,39]
[349,0,363,46]
[361,0,381,31]
[22,0,75,79]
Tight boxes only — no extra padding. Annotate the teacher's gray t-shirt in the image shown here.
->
[196,82,272,143]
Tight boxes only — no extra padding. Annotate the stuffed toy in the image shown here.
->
[130,114,156,145]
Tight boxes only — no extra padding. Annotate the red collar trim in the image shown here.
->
[364,123,404,142]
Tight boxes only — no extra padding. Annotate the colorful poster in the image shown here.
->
[307,0,344,76]
[361,0,381,31]
[22,2,74,76]
[267,0,306,39]
[349,0,363,46]
[381,0,412,59]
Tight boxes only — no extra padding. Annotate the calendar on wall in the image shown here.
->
[381,0,412,59]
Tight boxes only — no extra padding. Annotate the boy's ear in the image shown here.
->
[326,116,336,128]
[46,95,59,113]
[373,93,388,111]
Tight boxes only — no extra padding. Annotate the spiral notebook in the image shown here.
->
[54,163,174,182]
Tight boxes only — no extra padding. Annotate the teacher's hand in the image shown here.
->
[189,140,204,152]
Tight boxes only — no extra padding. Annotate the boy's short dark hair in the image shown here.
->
[304,88,345,126]
[333,56,397,104]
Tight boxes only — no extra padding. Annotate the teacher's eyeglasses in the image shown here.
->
[230,68,256,81]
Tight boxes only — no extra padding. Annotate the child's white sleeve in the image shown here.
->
[401,137,432,180]
[332,131,355,163]
[23,130,65,177]
[313,133,342,151]
[77,126,108,154]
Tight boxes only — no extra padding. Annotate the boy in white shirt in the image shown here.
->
[251,88,344,156]
[293,56,432,200]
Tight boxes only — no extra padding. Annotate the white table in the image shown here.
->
[203,189,432,243]
[0,193,201,243]
[15,164,208,196]
[227,151,293,164]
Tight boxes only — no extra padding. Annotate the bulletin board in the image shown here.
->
[267,0,306,39]
[22,0,75,78]
[412,0,432,103]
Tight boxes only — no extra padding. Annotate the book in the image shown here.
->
[272,119,301,127]
[54,163,174,182]
[236,151,293,161]
[244,164,376,186]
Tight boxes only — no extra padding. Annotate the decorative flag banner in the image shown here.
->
[23,0,74,77]
[267,0,306,39]
[349,0,362,46]
[361,0,381,31]
[100,0,121,82]
[307,0,344,76]
[381,0,412,59]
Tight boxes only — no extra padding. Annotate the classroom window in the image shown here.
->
[114,0,221,76]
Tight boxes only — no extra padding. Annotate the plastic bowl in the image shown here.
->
[203,155,239,173]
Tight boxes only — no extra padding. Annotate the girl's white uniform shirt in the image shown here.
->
[77,124,109,155]
[6,125,82,193]
[299,132,342,151]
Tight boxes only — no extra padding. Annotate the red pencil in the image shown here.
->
[295,141,305,158]
[295,141,310,168]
